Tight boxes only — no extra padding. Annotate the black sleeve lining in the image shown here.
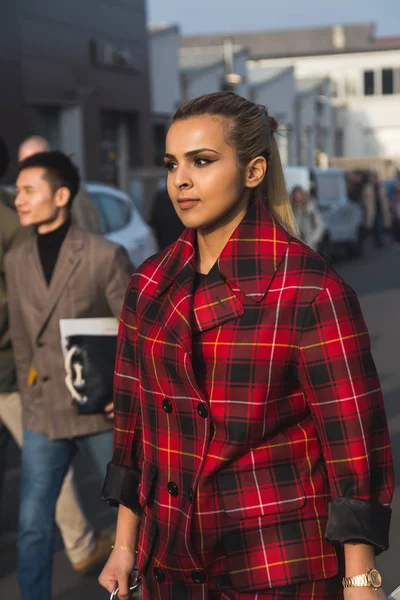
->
[325,496,391,555]
[102,461,142,516]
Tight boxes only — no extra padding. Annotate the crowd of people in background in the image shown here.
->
[285,168,399,253]
[346,169,393,247]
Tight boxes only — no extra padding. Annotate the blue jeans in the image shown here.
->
[18,428,112,600]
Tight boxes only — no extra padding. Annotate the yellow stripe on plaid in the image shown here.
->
[325,450,390,464]
[120,319,137,331]
[194,296,236,312]
[168,296,191,328]
[229,552,337,575]
[138,333,180,348]
[301,331,369,351]
[202,341,300,349]
[228,238,287,244]
[150,322,173,572]
[143,439,204,461]
[151,552,337,574]
[298,423,326,578]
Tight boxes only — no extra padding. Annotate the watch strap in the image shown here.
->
[343,573,370,588]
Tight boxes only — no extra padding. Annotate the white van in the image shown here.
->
[284,166,364,257]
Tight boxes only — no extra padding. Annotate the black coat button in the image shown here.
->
[197,402,209,418]
[188,488,193,503]
[153,567,165,582]
[191,569,206,583]
[37,341,44,348]
[167,481,179,496]
[162,398,172,413]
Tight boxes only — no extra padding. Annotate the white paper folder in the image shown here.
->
[59,317,119,359]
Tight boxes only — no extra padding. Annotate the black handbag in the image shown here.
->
[64,334,117,415]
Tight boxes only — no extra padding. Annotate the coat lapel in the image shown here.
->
[35,225,83,341]
[192,265,244,335]
[140,198,291,351]
[30,236,48,300]
[218,199,291,303]
[150,232,196,355]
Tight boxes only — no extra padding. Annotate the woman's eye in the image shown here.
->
[164,162,176,171]
[194,157,213,167]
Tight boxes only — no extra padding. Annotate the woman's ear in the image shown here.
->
[54,186,71,209]
[245,156,267,189]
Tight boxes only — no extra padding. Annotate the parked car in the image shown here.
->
[284,167,364,257]
[85,182,158,267]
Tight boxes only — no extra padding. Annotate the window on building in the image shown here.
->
[127,113,141,167]
[28,106,61,148]
[363,71,375,95]
[382,69,394,95]
[100,111,119,186]
[344,78,356,96]
[334,128,344,157]
[395,69,400,94]
[299,127,312,166]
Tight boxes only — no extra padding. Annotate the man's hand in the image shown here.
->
[104,402,114,420]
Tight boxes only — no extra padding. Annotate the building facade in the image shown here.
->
[148,24,181,165]
[249,67,297,165]
[180,45,249,102]
[182,23,400,165]
[0,0,153,186]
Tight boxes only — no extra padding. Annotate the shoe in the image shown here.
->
[72,530,114,575]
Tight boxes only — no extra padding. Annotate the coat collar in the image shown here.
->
[155,198,291,304]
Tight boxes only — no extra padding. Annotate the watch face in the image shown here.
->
[370,569,382,588]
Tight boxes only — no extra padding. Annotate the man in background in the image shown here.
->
[0,136,111,575]
[6,150,132,600]
[18,135,100,233]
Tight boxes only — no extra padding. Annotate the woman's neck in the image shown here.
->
[196,197,250,274]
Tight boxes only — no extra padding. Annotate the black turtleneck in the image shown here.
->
[37,219,70,285]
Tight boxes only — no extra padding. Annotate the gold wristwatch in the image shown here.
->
[342,567,382,590]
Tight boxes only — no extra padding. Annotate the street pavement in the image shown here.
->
[0,236,399,599]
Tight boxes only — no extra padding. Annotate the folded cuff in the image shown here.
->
[102,462,142,515]
[325,497,391,554]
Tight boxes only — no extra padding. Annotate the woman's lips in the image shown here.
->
[177,199,200,210]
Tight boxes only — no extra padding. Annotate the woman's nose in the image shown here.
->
[173,165,192,189]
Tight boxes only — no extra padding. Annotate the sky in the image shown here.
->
[147,0,400,37]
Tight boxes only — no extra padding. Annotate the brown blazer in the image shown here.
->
[5,225,133,440]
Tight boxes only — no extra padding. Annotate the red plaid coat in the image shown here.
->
[104,199,393,598]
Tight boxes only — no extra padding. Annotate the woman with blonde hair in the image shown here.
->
[99,92,393,600]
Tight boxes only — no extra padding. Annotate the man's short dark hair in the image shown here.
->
[18,151,80,207]
[0,136,10,180]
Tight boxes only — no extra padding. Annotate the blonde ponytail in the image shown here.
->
[263,135,299,238]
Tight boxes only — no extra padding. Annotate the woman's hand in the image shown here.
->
[344,587,387,600]
[98,546,136,600]
[104,402,114,420]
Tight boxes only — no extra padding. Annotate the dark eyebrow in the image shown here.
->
[164,148,220,160]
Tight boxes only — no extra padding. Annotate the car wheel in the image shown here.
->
[347,227,365,258]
